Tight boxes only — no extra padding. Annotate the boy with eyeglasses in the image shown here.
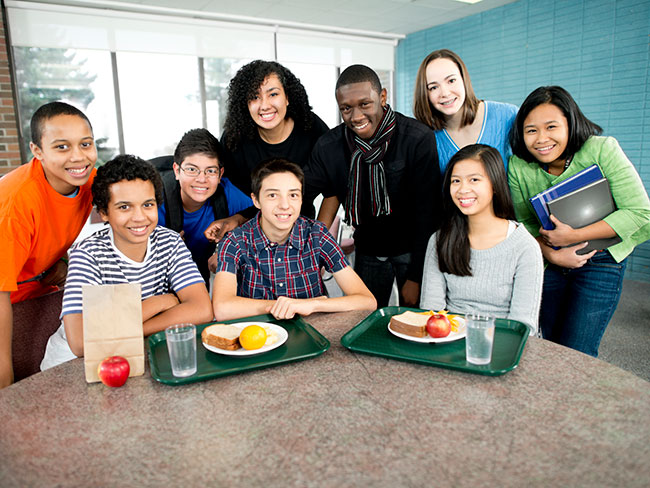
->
[158,129,252,285]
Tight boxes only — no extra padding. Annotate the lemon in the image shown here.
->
[239,325,267,350]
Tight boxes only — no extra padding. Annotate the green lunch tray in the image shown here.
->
[148,314,330,385]
[340,307,529,376]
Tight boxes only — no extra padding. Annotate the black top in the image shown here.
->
[303,112,442,283]
[222,111,329,199]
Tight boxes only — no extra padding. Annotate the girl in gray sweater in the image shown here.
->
[420,144,543,334]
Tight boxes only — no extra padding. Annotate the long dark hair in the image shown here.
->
[437,144,515,276]
[510,86,602,163]
[223,60,313,151]
[413,49,480,131]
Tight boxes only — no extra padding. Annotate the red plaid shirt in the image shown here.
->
[216,215,348,299]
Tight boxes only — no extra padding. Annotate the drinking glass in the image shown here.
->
[165,323,197,377]
[465,314,495,365]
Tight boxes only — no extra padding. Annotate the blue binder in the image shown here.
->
[529,164,603,230]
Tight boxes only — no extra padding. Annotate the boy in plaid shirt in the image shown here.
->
[212,158,376,320]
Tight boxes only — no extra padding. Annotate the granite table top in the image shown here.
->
[1,310,649,487]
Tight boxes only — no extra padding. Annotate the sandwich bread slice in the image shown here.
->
[389,311,430,338]
[201,324,241,350]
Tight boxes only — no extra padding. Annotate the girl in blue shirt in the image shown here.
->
[413,49,517,173]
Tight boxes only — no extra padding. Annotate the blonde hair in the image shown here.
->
[413,49,480,131]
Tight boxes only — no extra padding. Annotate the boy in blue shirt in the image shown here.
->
[157,129,252,286]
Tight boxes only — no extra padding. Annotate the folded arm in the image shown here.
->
[271,266,376,319]
[142,283,213,336]
[305,266,376,314]
[536,236,596,269]
[212,271,275,321]
[141,293,179,322]
[540,214,616,248]
[214,267,376,321]
[64,285,212,357]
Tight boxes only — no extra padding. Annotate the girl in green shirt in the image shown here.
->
[508,86,650,357]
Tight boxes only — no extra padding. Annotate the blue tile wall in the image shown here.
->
[396,0,650,282]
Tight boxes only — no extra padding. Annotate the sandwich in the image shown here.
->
[201,324,241,350]
[389,311,430,338]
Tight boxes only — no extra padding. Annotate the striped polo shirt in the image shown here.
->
[61,225,203,317]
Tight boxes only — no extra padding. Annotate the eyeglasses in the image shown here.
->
[179,165,220,178]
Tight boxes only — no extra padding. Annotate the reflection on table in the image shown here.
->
[1,310,649,487]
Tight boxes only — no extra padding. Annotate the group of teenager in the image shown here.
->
[1,48,649,388]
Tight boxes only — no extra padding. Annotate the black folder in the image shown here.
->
[547,178,621,255]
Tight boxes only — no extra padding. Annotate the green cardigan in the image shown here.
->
[508,136,650,262]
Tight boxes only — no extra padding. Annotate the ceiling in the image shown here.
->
[38,0,518,37]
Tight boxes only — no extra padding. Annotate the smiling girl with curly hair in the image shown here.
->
[221,60,329,202]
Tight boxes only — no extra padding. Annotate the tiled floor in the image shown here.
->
[599,279,650,382]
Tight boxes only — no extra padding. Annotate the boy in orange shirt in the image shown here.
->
[0,102,97,388]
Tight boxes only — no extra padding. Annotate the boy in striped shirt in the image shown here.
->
[212,158,376,321]
[41,155,213,369]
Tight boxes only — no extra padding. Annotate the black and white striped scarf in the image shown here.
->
[344,104,396,226]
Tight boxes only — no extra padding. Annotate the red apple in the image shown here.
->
[97,356,130,387]
[426,314,451,338]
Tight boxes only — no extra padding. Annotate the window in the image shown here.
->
[116,52,202,158]
[13,47,119,164]
[203,57,250,135]
[283,62,339,129]
[13,51,392,162]
[376,69,394,106]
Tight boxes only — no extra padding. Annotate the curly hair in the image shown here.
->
[223,60,313,151]
[92,154,163,214]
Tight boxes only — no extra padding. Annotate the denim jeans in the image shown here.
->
[540,250,627,357]
[354,252,411,308]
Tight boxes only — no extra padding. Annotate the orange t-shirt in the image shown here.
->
[0,158,96,303]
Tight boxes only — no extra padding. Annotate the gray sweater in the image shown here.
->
[420,223,543,334]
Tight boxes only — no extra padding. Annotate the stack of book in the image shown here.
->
[529,164,621,255]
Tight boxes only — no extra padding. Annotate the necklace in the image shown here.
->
[542,156,572,174]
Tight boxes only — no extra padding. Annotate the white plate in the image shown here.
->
[202,322,288,356]
[388,317,466,343]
